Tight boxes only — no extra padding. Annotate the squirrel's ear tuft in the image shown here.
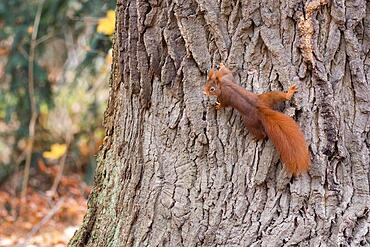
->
[218,63,232,77]
[208,64,216,79]
[208,68,214,79]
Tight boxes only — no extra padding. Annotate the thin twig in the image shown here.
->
[35,31,56,46]
[20,0,46,205]
[16,198,65,247]
[69,16,100,23]
[10,150,27,219]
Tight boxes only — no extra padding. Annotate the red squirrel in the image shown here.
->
[203,64,310,175]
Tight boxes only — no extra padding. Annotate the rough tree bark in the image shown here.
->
[69,0,370,246]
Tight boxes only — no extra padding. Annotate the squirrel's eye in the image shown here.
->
[210,87,215,92]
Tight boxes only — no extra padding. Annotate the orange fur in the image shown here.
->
[258,106,310,175]
[204,64,310,175]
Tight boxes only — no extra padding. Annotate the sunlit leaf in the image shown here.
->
[27,26,33,34]
[40,102,48,115]
[105,48,112,65]
[43,143,67,159]
[97,10,115,35]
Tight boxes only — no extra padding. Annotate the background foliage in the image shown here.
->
[0,0,115,184]
[0,0,116,245]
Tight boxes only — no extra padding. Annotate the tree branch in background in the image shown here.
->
[20,0,45,208]
[15,198,65,247]
[49,133,73,197]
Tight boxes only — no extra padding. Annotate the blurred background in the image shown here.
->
[0,0,115,246]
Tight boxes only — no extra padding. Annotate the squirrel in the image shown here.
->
[203,64,310,175]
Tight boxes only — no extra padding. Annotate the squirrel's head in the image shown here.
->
[204,63,233,96]
[203,67,221,97]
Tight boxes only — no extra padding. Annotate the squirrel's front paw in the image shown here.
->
[215,101,223,110]
[286,85,298,100]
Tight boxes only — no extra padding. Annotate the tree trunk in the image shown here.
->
[69,0,370,246]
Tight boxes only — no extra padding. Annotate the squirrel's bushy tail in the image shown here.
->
[258,107,310,175]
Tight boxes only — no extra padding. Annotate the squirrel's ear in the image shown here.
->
[218,63,232,77]
[208,68,214,78]
[208,65,215,79]
[215,70,223,85]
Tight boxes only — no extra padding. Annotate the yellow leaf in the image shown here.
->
[106,10,115,20]
[97,10,115,35]
[105,48,113,65]
[40,102,48,115]
[43,143,67,160]
[27,26,33,34]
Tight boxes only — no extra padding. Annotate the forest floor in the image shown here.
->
[0,166,90,247]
